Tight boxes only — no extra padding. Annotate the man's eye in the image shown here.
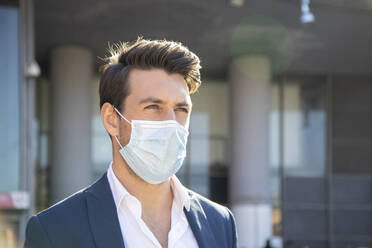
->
[145,105,159,110]
[176,107,189,113]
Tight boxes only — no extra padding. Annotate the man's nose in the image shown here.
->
[164,108,176,121]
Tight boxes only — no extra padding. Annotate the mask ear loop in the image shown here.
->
[113,107,131,124]
[113,106,131,149]
[114,136,124,150]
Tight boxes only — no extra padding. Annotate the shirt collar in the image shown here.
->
[107,162,130,210]
[170,175,191,212]
[107,162,191,212]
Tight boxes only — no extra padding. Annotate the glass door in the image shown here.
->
[271,76,329,248]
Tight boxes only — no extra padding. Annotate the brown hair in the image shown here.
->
[99,37,202,111]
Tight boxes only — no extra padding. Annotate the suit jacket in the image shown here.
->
[25,173,238,248]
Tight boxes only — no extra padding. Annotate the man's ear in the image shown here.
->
[101,103,120,137]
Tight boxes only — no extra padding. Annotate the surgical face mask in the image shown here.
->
[113,107,189,184]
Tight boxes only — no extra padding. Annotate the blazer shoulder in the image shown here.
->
[37,187,88,220]
[32,181,99,236]
[25,186,94,247]
[187,189,231,220]
[25,175,108,248]
[32,174,107,229]
[25,215,52,248]
[187,189,238,247]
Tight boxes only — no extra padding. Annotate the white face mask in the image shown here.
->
[113,107,189,184]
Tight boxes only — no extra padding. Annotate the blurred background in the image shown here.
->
[1,0,372,247]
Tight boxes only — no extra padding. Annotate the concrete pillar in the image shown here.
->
[50,45,93,203]
[229,55,272,248]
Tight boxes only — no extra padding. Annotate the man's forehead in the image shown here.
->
[127,68,191,102]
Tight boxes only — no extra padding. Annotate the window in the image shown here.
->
[0,5,20,191]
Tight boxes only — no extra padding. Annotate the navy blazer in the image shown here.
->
[25,173,238,248]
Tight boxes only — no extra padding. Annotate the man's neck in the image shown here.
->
[112,154,174,248]
[111,155,174,215]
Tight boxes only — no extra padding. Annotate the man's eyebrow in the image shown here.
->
[175,101,190,108]
[138,97,164,105]
[139,97,191,108]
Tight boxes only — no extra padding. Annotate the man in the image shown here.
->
[25,37,237,248]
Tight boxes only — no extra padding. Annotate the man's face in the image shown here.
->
[117,68,192,146]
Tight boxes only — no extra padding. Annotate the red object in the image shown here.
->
[0,193,14,208]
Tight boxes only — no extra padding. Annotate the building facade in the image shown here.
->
[0,1,372,248]
[0,0,36,247]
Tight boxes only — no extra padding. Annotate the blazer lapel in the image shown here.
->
[184,192,218,248]
[86,173,125,248]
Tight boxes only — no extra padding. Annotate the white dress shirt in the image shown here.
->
[107,162,199,248]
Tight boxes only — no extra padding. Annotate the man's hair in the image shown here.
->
[99,37,202,111]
